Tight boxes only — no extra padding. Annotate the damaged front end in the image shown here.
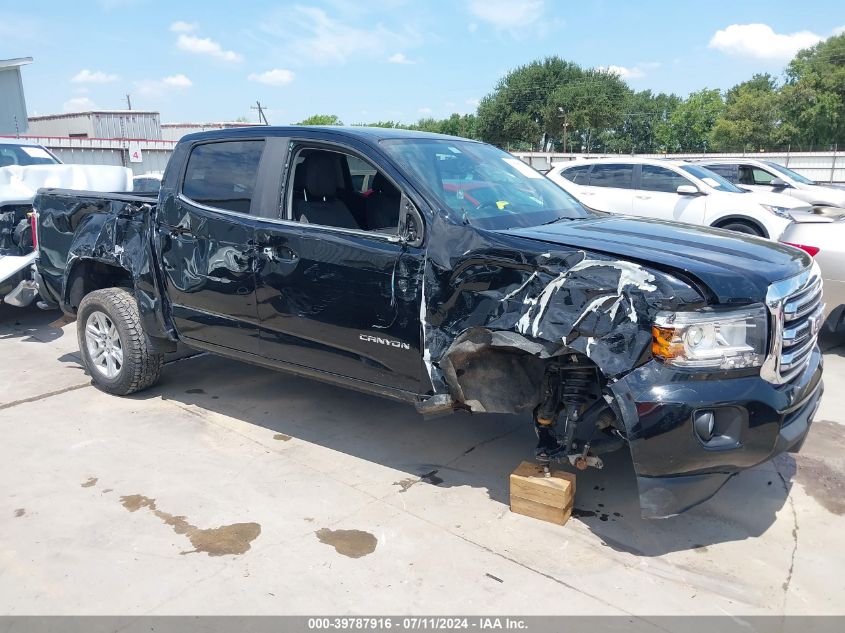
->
[414,213,821,518]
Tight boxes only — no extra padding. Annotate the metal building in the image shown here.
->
[0,57,33,136]
[27,111,162,139]
[161,121,264,141]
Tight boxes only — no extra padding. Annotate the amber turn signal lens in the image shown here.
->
[651,325,684,361]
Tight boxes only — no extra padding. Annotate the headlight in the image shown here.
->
[652,307,768,369]
[761,204,792,218]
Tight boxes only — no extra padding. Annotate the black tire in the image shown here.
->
[77,287,163,395]
[716,220,765,237]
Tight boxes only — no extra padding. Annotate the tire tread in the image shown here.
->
[77,288,163,395]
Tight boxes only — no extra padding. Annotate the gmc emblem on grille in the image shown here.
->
[359,334,411,350]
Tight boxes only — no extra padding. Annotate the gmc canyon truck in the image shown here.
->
[33,127,824,518]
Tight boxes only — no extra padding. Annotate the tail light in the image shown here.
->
[784,242,820,257]
[29,211,38,250]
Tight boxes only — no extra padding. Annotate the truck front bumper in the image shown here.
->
[609,347,823,518]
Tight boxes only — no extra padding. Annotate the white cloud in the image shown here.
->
[596,65,642,79]
[467,22,478,33]
[162,74,192,87]
[262,6,419,65]
[170,21,197,33]
[63,97,97,112]
[177,34,243,62]
[418,107,432,115]
[248,68,295,85]
[387,52,414,64]
[709,23,824,60]
[466,0,544,29]
[465,98,480,107]
[71,69,119,83]
[136,74,193,96]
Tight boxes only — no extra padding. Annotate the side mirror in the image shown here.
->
[676,185,700,196]
[398,194,424,248]
[770,178,790,188]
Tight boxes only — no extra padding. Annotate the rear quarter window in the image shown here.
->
[182,140,265,214]
[560,164,591,184]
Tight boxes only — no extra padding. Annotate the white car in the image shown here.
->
[0,138,132,306]
[694,158,845,208]
[780,208,845,332]
[547,157,806,239]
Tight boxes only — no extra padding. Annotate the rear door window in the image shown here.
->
[639,165,690,193]
[587,164,633,189]
[182,140,266,214]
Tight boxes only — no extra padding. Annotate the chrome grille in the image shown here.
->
[760,262,824,384]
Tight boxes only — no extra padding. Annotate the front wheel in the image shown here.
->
[717,220,765,237]
[77,288,163,395]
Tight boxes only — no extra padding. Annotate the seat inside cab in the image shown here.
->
[290,149,401,233]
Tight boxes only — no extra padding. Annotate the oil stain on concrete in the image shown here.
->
[273,433,291,441]
[14,508,25,518]
[81,477,98,488]
[316,528,377,559]
[793,420,845,515]
[119,494,261,556]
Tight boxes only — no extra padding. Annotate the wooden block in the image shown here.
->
[509,461,576,526]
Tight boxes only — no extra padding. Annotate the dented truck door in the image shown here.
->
[252,138,424,394]
[156,138,273,355]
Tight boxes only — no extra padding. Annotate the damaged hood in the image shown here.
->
[503,215,810,304]
[0,165,133,204]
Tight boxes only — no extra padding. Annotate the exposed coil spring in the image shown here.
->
[561,368,593,406]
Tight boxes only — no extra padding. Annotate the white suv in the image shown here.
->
[692,158,845,208]
[547,157,806,239]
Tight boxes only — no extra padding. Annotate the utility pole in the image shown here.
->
[558,107,569,154]
[251,101,269,125]
[125,94,132,110]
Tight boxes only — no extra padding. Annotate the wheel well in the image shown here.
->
[711,216,768,238]
[66,260,133,312]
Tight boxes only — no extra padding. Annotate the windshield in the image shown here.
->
[0,143,60,167]
[764,161,815,185]
[680,165,745,193]
[380,139,593,229]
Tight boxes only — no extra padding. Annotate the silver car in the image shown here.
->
[694,158,845,208]
[780,208,845,332]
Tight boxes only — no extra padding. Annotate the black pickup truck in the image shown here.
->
[33,127,824,517]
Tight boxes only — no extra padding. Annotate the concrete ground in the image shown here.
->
[0,303,843,616]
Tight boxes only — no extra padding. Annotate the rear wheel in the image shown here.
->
[77,288,163,395]
[716,220,765,237]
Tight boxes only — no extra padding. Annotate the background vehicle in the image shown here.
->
[34,127,823,518]
[781,208,845,332]
[0,138,132,305]
[131,172,163,194]
[547,157,806,238]
[694,158,845,208]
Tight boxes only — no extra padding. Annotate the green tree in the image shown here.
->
[601,90,681,154]
[476,57,585,150]
[295,114,344,126]
[657,88,725,152]
[547,69,630,153]
[780,33,845,149]
[710,74,783,151]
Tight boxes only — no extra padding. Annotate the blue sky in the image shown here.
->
[2,0,843,125]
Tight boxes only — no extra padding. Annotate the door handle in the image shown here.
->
[261,246,298,262]
[635,195,651,200]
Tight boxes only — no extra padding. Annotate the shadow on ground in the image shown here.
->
[0,304,67,344]
[112,351,795,557]
[8,302,806,557]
